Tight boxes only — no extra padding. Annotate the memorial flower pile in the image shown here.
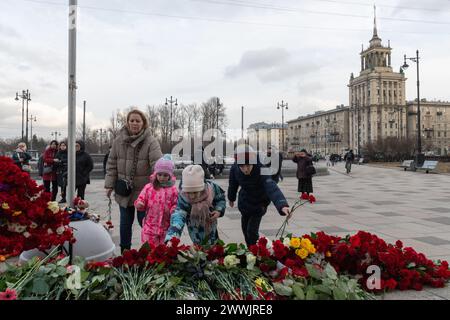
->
[310,231,450,292]
[0,156,74,258]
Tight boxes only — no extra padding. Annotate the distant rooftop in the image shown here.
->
[247,122,287,130]
[287,104,349,123]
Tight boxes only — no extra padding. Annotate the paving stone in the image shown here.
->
[428,207,450,213]
[312,209,348,215]
[413,236,450,246]
[225,214,242,220]
[370,201,404,205]
[375,211,403,217]
[316,226,350,234]
[427,217,450,225]
[260,229,282,237]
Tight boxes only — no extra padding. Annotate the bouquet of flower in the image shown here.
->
[276,192,316,238]
[0,156,74,258]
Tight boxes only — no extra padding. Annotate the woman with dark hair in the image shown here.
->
[293,149,314,195]
[56,141,68,203]
[42,140,60,201]
[105,109,163,253]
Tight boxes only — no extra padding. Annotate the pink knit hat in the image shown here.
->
[154,154,175,175]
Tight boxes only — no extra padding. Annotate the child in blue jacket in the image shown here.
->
[165,164,226,245]
[228,145,290,246]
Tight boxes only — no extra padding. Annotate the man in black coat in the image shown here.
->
[75,140,94,199]
[344,149,355,174]
[227,145,290,246]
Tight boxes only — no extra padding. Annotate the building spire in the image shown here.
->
[373,5,378,38]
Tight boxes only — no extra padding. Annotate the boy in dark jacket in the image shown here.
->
[227,145,290,246]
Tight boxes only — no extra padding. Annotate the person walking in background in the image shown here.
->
[103,145,111,176]
[42,140,60,201]
[75,140,94,200]
[135,155,178,246]
[56,141,68,203]
[12,142,32,173]
[325,154,331,167]
[105,109,162,253]
[344,149,355,174]
[228,145,290,246]
[165,164,226,245]
[293,149,314,195]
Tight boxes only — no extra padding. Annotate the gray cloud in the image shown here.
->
[225,48,320,83]
[0,23,20,38]
[298,81,324,95]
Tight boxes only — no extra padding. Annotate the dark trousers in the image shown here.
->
[44,180,58,201]
[60,186,66,200]
[76,185,86,199]
[241,210,265,246]
[119,206,145,251]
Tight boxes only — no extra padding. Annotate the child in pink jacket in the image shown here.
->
[135,155,178,246]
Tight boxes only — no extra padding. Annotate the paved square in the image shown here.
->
[74,161,450,299]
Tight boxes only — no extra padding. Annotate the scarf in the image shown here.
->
[183,184,215,234]
[160,180,175,187]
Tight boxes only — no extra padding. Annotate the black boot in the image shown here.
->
[120,246,131,254]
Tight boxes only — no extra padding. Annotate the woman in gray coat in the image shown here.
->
[105,109,162,253]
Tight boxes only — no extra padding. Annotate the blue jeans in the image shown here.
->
[119,206,145,250]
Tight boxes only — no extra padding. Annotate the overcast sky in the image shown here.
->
[1,0,450,141]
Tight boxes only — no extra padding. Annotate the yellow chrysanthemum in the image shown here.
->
[13,211,22,216]
[255,278,264,288]
[300,238,312,249]
[290,237,301,249]
[2,202,10,210]
[308,245,316,254]
[295,248,309,259]
[326,251,332,257]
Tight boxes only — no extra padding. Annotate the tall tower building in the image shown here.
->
[348,7,407,155]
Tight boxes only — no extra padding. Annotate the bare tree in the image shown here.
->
[200,97,227,134]
[146,105,160,137]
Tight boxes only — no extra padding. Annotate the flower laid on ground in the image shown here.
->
[276,193,316,238]
[0,228,449,300]
[0,288,17,300]
[0,157,74,257]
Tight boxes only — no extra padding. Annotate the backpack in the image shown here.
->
[38,155,44,176]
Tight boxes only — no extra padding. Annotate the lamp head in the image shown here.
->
[15,92,19,101]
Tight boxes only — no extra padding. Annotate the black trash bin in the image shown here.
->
[415,153,425,168]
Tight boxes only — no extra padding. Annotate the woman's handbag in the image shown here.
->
[305,164,316,176]
[114,141,143,197]
[43,165,53,175]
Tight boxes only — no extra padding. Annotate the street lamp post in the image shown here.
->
[216,97,222,133]
[277,100,288,152]
[25,90,31,144]
[241,106,244,139]
[165,96,178,151]
[15,90,30,141]
[51,131,62,141]
[402,50,421,154]
[29,115,37,150]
